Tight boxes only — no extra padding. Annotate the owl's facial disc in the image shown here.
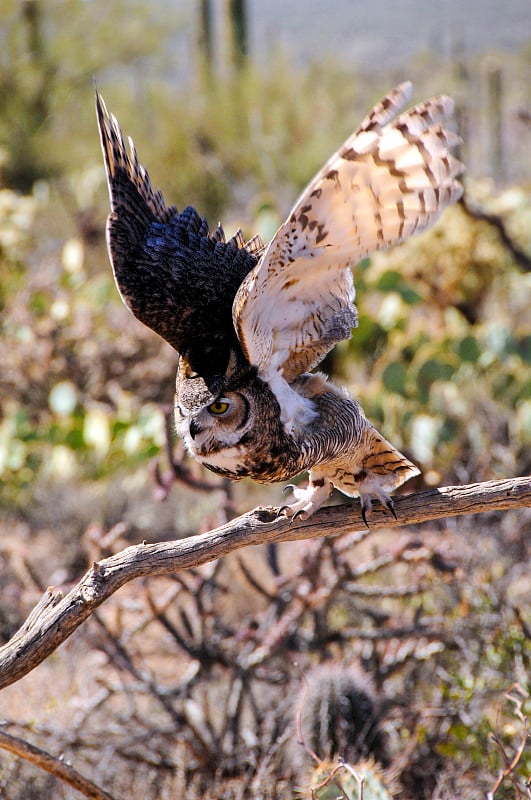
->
[179,391,251,455]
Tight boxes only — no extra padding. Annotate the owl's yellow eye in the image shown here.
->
[208,399,230,416]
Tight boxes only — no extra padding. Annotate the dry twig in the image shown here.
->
[0,728,115,800]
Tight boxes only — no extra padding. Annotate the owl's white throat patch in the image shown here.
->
[198,445,245,473]
[267,372,318,435]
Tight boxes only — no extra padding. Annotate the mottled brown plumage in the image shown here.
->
[96,83,463,520]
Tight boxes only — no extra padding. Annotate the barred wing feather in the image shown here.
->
[233,82,463,385]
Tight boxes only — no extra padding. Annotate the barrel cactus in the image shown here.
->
[297,664,388,766]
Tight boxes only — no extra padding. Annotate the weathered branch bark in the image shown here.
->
[0,477,528,691]
[0,729,116,800]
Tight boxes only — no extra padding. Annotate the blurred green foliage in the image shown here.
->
[0,189,175,506]
[434,588,530,779]
[0,0,175,190]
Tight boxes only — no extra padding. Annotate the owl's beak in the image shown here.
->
[189,419,203,440]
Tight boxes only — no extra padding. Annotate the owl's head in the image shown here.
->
[174,352,281,477]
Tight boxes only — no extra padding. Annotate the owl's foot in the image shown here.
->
[279,478,332,521]
[329,426,419,525]
[359,484,398,527]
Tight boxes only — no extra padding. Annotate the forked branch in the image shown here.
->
[0,476,529,691]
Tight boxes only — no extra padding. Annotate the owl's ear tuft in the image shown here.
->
[222,350,259,390]
[224,350,239,378]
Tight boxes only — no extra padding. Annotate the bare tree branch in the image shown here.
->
[0,728,116,800]
[0,476,529,691]
[460,194,531,272]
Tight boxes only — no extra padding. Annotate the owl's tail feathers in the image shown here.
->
[359,427,420,493]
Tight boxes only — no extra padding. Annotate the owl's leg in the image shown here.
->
[280,471,333,520]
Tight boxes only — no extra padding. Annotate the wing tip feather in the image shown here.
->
[95,91,174,223]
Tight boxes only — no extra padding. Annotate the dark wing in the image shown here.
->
[96,92,263,376]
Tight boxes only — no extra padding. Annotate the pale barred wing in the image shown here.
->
[233,82,463,383]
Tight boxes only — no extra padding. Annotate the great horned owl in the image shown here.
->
[96,82,463,521]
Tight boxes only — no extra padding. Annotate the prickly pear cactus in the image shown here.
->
[304,758,392,800]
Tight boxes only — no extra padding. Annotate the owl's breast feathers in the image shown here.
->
[96,92,263,377]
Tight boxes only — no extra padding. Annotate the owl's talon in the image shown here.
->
[282,484,297,495]
[361,505,370,528]
[386,498,398,520]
